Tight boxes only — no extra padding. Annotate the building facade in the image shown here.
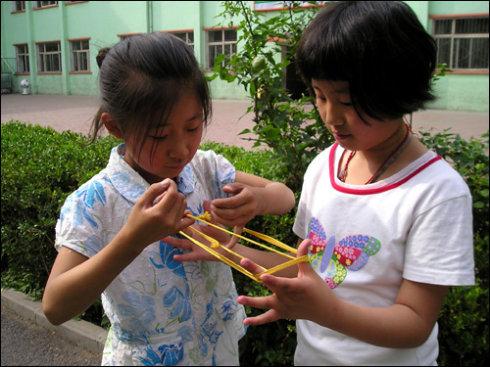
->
[1,1,488,111]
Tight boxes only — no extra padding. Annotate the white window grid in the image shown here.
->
[15,44,29,73]
[433,17,489,69]
[173,31,194,49]
[207,29,237,69]
[37,1,58,7]
[38,42,61,72]
[70,39,90,72]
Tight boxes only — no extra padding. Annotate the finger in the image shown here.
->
[142,179,172,208]
[175,217,196,232]
[240,258,266,274]
[162,235,193,251]
[222,182,245,195]
[225,226,242,248]
[152,181,179,210]
[243,309,281,326]
[173,252,205,262]
[208,211,238,227]
[296,239,314,276]
[259,274,294,294]
[236,294,274,310]
[211,193,247,210]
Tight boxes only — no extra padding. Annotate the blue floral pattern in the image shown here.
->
[55,144,245,366]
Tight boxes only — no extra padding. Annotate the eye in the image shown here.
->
[149,135,168,141]
[340,101,353,107]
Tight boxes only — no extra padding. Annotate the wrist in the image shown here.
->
[115,227,144,258]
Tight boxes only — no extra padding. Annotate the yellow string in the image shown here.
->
[188,214,295,260]
[178,230,260,282]
[182,212,309,282]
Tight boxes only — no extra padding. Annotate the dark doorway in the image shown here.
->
[283,46,308,99]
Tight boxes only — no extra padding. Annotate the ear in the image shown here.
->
[101,112,124,139]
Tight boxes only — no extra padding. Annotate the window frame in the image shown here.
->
[167,30,195,50]
[12,1,26,12]
[432,13,489,74]
[69,38,91,73]
[205,27,238,70]
[14,43,30,74]
[37,41,62,74]
[117,33,143,41]
[35,1,58,9]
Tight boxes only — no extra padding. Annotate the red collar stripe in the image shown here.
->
[329,143,442,195]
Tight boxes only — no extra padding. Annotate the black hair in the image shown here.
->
[90,32,211,159]
[296,1,437,120]
[96,47,111,68]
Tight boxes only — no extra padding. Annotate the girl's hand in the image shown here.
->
[237,239,337,326]
[164,223,240,262]
[208,183,264,227]
[121,179,194,253]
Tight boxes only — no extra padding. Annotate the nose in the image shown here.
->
[322,101,345,128]
[167,141,189,162]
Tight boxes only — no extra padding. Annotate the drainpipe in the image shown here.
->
[25,1,37,94]
[146,1,153,33]
[59,1,69,94]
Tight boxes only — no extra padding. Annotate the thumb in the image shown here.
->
[222,182,245,195]
[297,239,314,276]
[142,179,173,207]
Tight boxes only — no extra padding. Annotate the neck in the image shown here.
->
[359,121,407,163]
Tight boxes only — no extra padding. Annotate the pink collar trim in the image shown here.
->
[329,143,442,195]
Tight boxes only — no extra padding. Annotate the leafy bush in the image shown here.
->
[1,122,488,366]
[419,130,489,366]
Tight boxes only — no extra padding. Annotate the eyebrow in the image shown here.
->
[312,86,349,94]
[153,112,203,128]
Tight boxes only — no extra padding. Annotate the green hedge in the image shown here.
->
[1,122,488,365]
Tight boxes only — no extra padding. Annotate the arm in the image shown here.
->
[237,239,449,348]
[208,171,295,227]
[42,179,194,325]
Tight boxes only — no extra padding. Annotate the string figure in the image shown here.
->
[178,212,309,282]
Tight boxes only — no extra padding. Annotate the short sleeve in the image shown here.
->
[55,184,106,258]
[403,195,475,286]
[196,150,236,199]
[213,153,235,194]
[293,183,309,240]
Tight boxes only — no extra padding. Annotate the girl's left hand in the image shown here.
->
[208,183,264,227]
[237,239,337,326]
[163,223,239,262]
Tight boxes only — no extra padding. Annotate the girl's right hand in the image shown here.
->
[121,179,195,253]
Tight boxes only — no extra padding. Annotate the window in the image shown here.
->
[433,17,489,70]
[15,44,29,73]
[172,31,194,49]
[118,33,142,40]
[38,42,61,72]
[36,1,58,7]
[207,29,237,68]
[13,1,26,11]
[70,39,90,72]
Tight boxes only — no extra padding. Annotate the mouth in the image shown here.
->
[332,131,352,140]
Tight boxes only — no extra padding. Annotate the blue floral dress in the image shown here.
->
[55,144,246,366]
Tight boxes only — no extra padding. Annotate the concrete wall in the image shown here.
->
[1,1,488,111]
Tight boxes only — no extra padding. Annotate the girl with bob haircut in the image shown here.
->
[169,2,475,365]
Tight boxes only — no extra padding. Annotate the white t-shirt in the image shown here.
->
[55,144,246,366]
[293,143,475,366]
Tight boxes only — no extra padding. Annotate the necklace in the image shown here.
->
[338,124,412,185]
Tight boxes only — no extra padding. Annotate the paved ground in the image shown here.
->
[1,94,488,148]
[1,303,102,366]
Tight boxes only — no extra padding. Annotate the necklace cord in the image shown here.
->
[337,123,412,185]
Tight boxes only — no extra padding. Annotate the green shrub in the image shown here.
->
[1,122,488,366]
[419,130,489,366]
